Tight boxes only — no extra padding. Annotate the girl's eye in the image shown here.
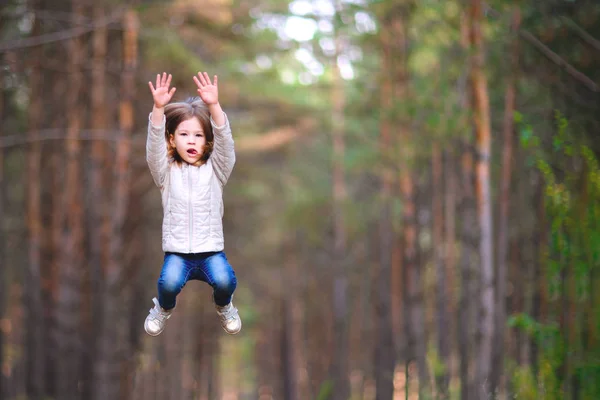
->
[180,133,187,136]
[196,134,203,137]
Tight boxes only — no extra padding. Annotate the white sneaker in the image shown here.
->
[144,297,173,336]
[215,302,242,334]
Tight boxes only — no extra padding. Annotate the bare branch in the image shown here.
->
[559,16,600,53]
[484,3,599,93]
[0,129,125,147]
[519,30,599,92]
[0,7,124,53]
[0,9,91,24]
[0,122,315,153]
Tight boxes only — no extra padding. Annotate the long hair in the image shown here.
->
[164,97,214,166]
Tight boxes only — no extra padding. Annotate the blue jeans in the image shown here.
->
[157,251,237,310]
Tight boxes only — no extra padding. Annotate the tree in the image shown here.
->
[330,1,350,398]
[25,4,45,397]
[433,142,450,396]
[88,3,110,396]
[95,8,139,399]
[457,11,479,400]
[374,3,396,398]
[0,47,6,400]
[468,0,495,396]
[56,1,85,397]
[492,6,521,396]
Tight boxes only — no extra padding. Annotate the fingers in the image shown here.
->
[157,72,172,87]
[197,71,208,87]
[168,87,177,97]
[154,72,174,89]
[193,75,201,89]
[148,81,156,93]
[194,72,218,87]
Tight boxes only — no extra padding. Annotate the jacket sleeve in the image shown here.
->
[146,112,169,188]
[210,112,236,186]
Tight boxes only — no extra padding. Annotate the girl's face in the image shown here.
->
[169,117,206,164]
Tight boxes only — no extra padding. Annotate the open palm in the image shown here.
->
[149,72,176,108]
[193,72,219,105]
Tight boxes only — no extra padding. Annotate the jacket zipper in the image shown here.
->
[188,167,192,252]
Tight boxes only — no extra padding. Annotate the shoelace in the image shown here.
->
[149,306,170,323]
[219,305,238,321]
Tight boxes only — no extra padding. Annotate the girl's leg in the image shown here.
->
[198,251,237,306]
[157,252,193,310]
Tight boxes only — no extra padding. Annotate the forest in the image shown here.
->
[1,0,599,399]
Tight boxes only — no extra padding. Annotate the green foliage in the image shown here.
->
[426,341,448,385]
[510,361,564,400]
[512,112,600,399]
[316,379,333,400]
[508,315,565,399]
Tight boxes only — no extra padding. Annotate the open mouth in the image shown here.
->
[187,149,198,156]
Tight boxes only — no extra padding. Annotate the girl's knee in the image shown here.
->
[213,273,237,294]
[206,253,236,294]
[159,255,186,294]
[158,277,181,295]
[158,272,184,295]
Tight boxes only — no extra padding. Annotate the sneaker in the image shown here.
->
[144,297,173,336]
[215,302,242,334]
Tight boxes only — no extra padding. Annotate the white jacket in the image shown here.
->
[146,112,235,253]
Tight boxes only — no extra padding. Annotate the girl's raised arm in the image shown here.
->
[194,72,235,186]
[146,73,176,188]
[209,107,235,186]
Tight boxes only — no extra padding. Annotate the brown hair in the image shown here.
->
[164,97,214,166]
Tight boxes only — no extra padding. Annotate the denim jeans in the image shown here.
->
[157,251,237,310]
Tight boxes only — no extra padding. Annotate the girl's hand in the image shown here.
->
[193,72,219,105]
[148,72,176,109]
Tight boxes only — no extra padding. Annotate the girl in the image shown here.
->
[144,71,241,336]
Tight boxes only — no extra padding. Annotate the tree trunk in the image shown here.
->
[374,11,396,400]
[330,2,349,397]
[120,181,146,400]
[492,7,521,396]
[281,295,298,400]
[469,1,495,396]
[376,177,395,400]
[281,233,308,400]
[24,6,46,399]
[46,84,65,399]
[0,52,6,400]
[205,316,220,400]
[56,2,85,397]
[458,12,478,400]
[444,149,458,383]
[433,143,450,397]
[88,3,110,399]
[349,232,374,398]
[95,8,138,399]
[392,4,429,395]
[123,249,146,400]
[42,45,69,396]
[402,170,428,396]
[458,144,479,400]
[166,298,184,400]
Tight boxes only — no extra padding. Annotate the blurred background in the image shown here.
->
[1,0,600,399]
